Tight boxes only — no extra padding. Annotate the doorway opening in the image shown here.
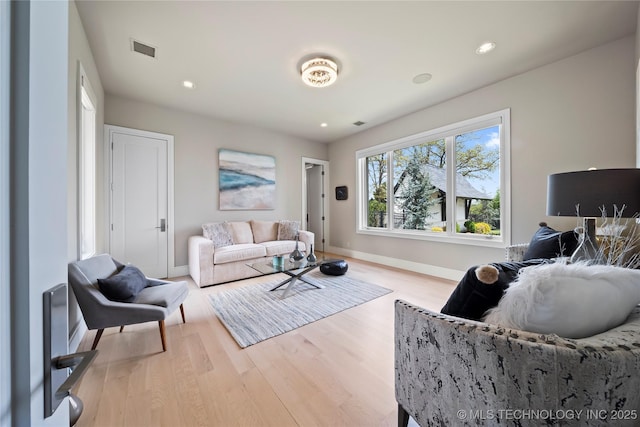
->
[302,158,329,257]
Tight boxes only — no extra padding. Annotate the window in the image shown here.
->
[357,109,510,246]
[78,64,96,259]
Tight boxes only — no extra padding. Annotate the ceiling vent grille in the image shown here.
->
[131,39,156,58]
[353,121,366,126]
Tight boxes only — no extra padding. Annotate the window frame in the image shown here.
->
[356,109,511,248]
[78,62,97,260]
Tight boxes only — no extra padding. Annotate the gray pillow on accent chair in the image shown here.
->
[97,264,147,302]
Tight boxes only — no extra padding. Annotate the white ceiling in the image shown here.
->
[75,1,638,143]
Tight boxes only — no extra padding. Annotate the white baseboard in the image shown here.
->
[171,251,465,283]
[325,245,465,282]
[68,320,87,353]
[170,264,190,278]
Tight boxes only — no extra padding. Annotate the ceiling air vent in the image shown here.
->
[131,39,156,58]
[353,121,366,126]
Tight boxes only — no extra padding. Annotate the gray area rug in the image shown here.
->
[209,271,392,348]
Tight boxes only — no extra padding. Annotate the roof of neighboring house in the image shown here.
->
[397,164,492,200]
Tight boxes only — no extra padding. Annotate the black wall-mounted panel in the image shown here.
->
[335,186,348,200]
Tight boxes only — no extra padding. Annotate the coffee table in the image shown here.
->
[247,258,325,299]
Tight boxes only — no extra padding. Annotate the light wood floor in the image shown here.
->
[73,255,457,427]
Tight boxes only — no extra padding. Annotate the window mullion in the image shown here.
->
[445,136,456,235]
[387,150,394,231]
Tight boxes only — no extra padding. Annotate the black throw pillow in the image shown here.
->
[441,259,548,321]
[97,265,148,302]
[523,223,579,261]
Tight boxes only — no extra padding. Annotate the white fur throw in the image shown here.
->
[483,262,640,338]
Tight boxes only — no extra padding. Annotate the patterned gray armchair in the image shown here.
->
[395,299,640,427]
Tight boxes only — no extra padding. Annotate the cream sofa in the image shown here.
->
[188,220,313,287]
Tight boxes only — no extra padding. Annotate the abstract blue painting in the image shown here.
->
[219,149,276,210]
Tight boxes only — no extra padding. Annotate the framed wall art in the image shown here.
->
[218,149,276,210]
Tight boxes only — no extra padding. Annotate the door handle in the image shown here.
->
[54,350,98,400]
[156,218,166,232]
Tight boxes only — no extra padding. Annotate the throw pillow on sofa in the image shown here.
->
[250,220,278,243]
[202,222,234,248]
[523,222,579,260]
[227,221,253,244]
[277,220,299,241]
[97,265,148,303]
[483,262,640,338]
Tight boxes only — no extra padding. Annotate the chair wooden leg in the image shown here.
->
[158,320,167,352]
[91,329,104,350]
[179,304,186,323]
[119,326,125,333]
[398,404,410,427]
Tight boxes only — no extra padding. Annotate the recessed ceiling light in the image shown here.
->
[320,123,328,128]
[475,42,496,55]
[412,73,432,84]
[182,80,195,89]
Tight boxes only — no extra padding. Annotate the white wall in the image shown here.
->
[67,0,105,351]
[103,96,329,267]
[328,36,636,278]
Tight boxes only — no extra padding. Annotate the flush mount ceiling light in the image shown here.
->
[475,42,496,55]
[300,57,338,88]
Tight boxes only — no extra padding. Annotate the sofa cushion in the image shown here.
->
[250,220,278,243]
[484,262,640,338]
[213,243,266,264]
[523,223,579,260]
[261,240,306,257]
[277,220,300,241]
[202,222,234,248]
[97,265,147,303]
[227,221,254,244]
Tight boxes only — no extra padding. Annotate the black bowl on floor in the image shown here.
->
[319,260,348,276]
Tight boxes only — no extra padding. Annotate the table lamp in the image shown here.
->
[546,168,640,263]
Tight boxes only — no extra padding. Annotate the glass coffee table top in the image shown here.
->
[247,258,333,299]
[248,258,319,275]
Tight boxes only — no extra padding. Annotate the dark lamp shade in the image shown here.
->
[547,168,640,218]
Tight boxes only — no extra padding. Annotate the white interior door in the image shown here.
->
[109,127,169,278]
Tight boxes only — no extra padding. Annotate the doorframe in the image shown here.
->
[0,1,10,424]
[104,125,176,276]
[301,157,329,253]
